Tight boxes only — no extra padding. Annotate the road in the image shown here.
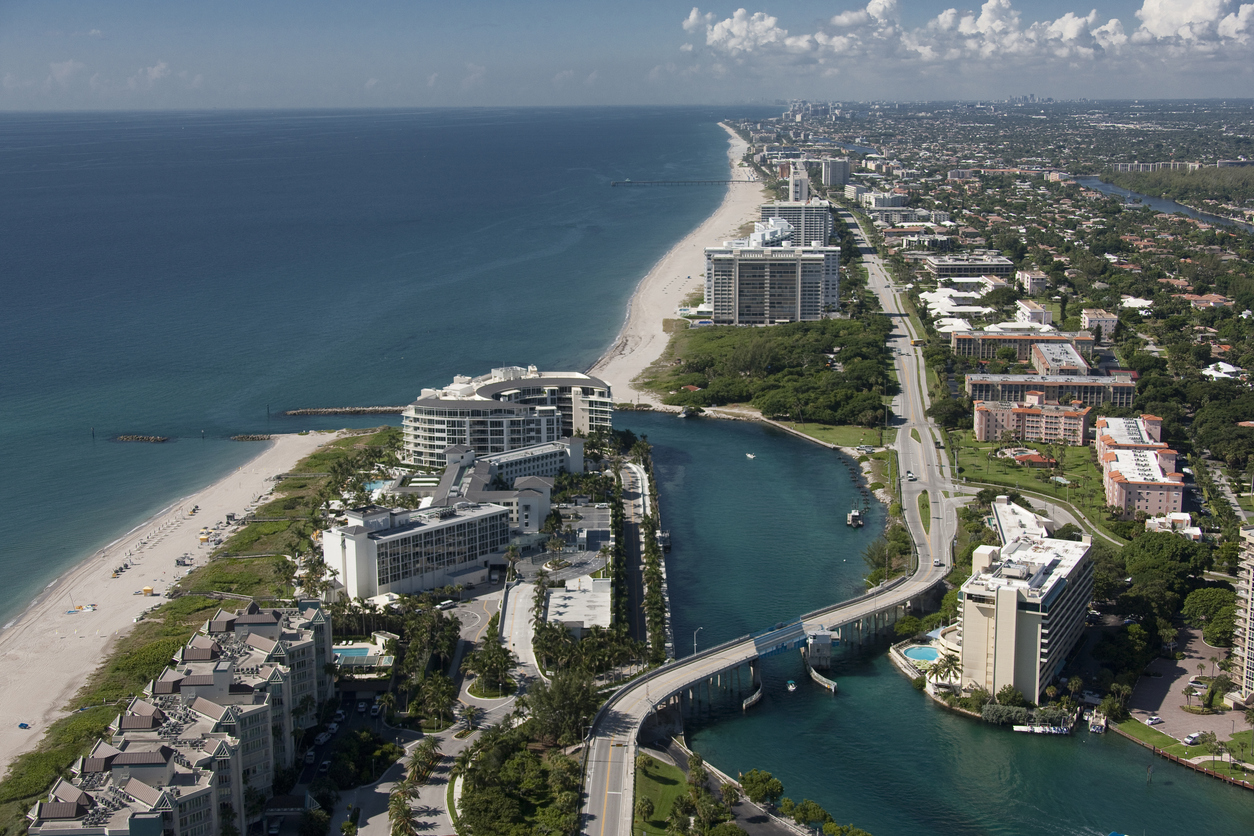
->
[578,208,965,836]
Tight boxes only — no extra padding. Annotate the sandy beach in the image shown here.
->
[0,431,337,778]
[588,123,765,403]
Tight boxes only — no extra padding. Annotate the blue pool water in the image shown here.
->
[364,481,391,491]
[336,648,370,657]
[904,646,939,662]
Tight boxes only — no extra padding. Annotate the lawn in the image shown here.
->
[177,555,293,598]
[789,424,883,448]
[919,491,931,534]
[635,758,688,836]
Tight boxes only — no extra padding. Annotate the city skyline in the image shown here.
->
[2,1,1253,110]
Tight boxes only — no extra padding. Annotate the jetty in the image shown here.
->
[281,406,404,416]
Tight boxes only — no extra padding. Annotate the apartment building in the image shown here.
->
[323,503,510,599]
[1031,343,1089,376]
[965,373,1135,408]
[972,393,1091,445]
[1016,270,1048,296]
[759,199,834,248]
[1080,309,1118,342]
[401,366,612,468]
[922,254,1014,278]
[950,330,1095,361]
[957,537,1093,702]
[821,158,850,187]
[1093,416,1183,518]
[704,244,840,325]
[1232,527,1254,704]
[1015,299,1053,326]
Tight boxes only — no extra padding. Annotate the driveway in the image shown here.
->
[1127,626,1235,744]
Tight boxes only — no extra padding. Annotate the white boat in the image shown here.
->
[846,509,863,527]
[786,680,797,692]
[746,453,756,459]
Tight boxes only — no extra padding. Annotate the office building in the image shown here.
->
[322,503,510,599]
[704,244,840,325]
[950,330,1095,360]
[965,373,1135,408]
[760,198,833,247]
[844,184,866,201]
[973,393,1091,445]
[923,254,1014,278]
[402,366,612,468]
[1081,309,1118,342]
[957,537,1093,702]
[860,192,907,208]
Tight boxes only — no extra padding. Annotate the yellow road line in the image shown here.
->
[599,738,615,836]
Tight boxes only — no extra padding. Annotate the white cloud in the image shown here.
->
[584,70,599,86]
[553,69,574,86]
[705,9,788,53]
[48,59,85,87]
[683,8,714,33]
[426,73,438,88]
[127,61,169,90]
[461,63,485,89]
[88,29,102,38]
[680,42,694,52]
[1219,3,1254,41]
[1136,0,1227,39]
[364,78,378,89]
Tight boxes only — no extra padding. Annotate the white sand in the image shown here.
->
[588,123,766,404]
[0,431,338,778]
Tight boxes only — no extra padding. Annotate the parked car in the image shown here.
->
[357,701,369,713]
[370,704,382,718]
[1183,732,1202,746]
[268,820,282,835]
[1146,716,1163,726]
[314,732,331,746]
[304,750,316,764]
[319,760,331,774]
[332,710,346,722]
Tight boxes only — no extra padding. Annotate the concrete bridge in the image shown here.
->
[580,568,944,836]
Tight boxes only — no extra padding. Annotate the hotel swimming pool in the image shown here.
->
[903,646,939,662]
[365,480,391,491]
[336,647,371,657]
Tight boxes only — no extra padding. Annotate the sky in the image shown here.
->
[2,1,1253,109]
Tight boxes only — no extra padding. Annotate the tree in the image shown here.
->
[996,685,1027,708]
[636,797,655,824]
[893,615,923,638]
[421,673,457,726]
[299,810,332,836]
[1182,684,1194,708]
[525,668,600,746]
[637,753,656,773]
[930,651,961,688]
[388,788,419,836]
[740,769,784,806]
[720,782,741,808]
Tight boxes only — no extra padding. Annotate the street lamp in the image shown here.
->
[693,626,703,655]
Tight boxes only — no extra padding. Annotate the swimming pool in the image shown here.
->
[903,646,939,662]
[336,647,370,657]
[365,480,391,491]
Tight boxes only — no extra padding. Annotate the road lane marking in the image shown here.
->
[598,737,615,836]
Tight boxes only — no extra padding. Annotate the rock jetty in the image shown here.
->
[231,434,272,441]
[115,435,169,443]
[282,406,404,416]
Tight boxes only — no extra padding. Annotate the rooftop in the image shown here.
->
[963,537,1090,604]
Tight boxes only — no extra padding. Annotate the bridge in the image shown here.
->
[580,568,945,836]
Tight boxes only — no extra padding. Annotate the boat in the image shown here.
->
[846,509,863,527]
[746,453,756,459]
[786,680,797,692]
[1011,725,1070,735]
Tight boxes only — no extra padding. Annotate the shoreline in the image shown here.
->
[587,122,765,403]
[0,431,338,779]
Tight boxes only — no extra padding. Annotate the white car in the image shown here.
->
[326,722,338,734]
[1183,732,1202,746]
[1146,716,1163,726]
[906,471,916,481]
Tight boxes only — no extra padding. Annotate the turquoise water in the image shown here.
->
[904,646,939,662]
[365,481,391,491]
[623,412,1254,836]
[336,648,370,657]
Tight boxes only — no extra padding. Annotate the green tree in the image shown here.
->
[740,769,784,806]
[636,797,655,823]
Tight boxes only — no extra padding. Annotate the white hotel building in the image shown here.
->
[958,537,1093,701]
[401,366,612,469]
[705,222,840,325]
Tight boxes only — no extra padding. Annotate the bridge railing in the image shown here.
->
[797,574,909,624]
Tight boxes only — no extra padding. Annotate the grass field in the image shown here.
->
[789,423,883,448]
[635,758,688,836]
[176,555,293,598]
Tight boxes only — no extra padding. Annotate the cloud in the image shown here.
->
[426,73,438,88]
[461,63,486,89]
[89,29,102,38]
[584,70,599,86]
[48,59,85,87]
[681,1,1254,72]
[127,61,169,90]
[553,69,574,86]
[364,78,378,89]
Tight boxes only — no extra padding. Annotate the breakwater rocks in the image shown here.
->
[231,435,272,442]
[115,435,169,443]
[282,406,404,416]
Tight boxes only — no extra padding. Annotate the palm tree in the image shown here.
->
[1067,676,1083,702]
[930,651,961,688]
[461,703,482,732]
[388,788,419,836]
[1182,684,1194,708]
[1209,655,1219,677]
[1044,685,1058,704]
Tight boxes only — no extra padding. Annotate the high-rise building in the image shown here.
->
[789,168,810,202]
[704,244,840,325]
[402,366,612,468]
[1232,527,1254,703]
[759,199,833,248]
[821,158,850,187]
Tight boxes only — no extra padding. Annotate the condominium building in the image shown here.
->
[1016,269,1048,296]
[972,393,1091,445]
[922,254,1014,278]
[965,373,1135,408]
[957,537,1093,702]
[401,366,612,468]
[323,503,510,599]
[1232,527,1254,703]
[860,191,907,208]
[1031,343,1089,376]
[821,158,850,187]
[789,168,810,202]
[950,330,1095,361]
[1081,309,1118,342]
[759,199,833,248]
[1093,416,1182,518]
[1015,299,1053,326]
[704,244,840,325]
[28,602,335,836]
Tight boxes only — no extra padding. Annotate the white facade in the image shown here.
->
[759,199,833,248]
[704,244,840,325]
[958,537,1093,701]
[1016,269,1048,295]
[1015,299,1053,325]
[789,168,810,202]
[323,504,510,599]
[821,158,850,187]
[1081,308,1118,342]
[402,366,612,468]
[1233,527,1254,703]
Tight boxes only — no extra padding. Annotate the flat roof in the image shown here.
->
[1105,449,1181,486]
[991,498,1052,543]
[962,537,1089,602]
[967,373,1131,385]
[366,503,508,541]
[1094,417,1162,448]
[545,577,612,630]
[1033,342,1088,369]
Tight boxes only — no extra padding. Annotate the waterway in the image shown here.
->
[1076,176,1254,234]
[622,411,1254,836]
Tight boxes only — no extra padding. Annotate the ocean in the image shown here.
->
[0,106,769,623]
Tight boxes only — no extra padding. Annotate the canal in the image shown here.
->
[1076,176,1254,234]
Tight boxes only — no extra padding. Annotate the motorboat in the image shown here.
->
[847,509,863,527]
[786,680,797,692]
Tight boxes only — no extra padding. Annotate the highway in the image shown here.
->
[579,207,962,836]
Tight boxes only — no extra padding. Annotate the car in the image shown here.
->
[933,559,943,567]
[332,710,346,722]
[314,732,331,746]
[268,820,282,836]
[328,722,341,734]
[906,471,916,481]
[319,760,331,774]
[370,704,381,718]
[1183,733,1202,746]
[357,701,368,713]
[1146,716,1163,726]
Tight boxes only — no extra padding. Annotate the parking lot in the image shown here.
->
[1127,626,1235,745]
